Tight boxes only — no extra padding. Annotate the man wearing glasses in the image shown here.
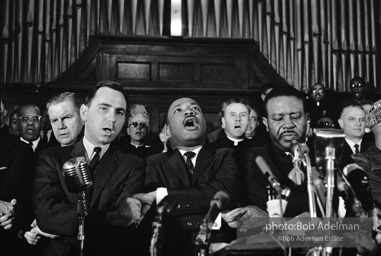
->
[17,104,46,154]
[117,113,158,159]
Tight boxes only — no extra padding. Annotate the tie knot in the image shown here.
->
[184,151,195,160]
[93,147,102,154]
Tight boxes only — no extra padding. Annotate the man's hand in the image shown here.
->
[133,191,156,217]
[0,199,17,230]
[106,197,142,227]
[24,219,57,245]
[222,205,268,229]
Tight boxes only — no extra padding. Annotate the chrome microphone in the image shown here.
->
[62,157,93,193]
[255,156,282,193]
[156,195,179,217]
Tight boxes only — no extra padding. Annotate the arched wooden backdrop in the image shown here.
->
[0,0,380,93]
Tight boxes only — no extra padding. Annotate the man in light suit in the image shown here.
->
[32,81,146,256]
[338,102,372,169]
[134,97,240,256]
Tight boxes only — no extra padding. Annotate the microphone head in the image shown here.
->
[62,157,93,193]
[343,163,363,176]
[156,195,179,216]
[211,191,230,211]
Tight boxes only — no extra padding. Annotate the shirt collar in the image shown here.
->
[83,137,110,160]
[345,138,362,154]
[179,146,202,166]
[20,137,40,152]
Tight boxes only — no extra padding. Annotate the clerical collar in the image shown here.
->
[226,135,244,146]
[83,137,109,161]
[130,142,145,148]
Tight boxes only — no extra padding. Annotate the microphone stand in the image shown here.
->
[77,191,88,256]
[150,216,162,256]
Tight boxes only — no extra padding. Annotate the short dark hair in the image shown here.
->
[85,81,128,106]
[47,92,83,112]
[263,86,306,117]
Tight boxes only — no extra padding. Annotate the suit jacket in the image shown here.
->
[33,140,146,256]
[241,142,311,217]
[339,140,372,169]
[0,136,35,256]
[145,146,240,256]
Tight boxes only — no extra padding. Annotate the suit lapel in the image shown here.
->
[168,150,189,185]
[193,147,213,183]
[91,146,118,206]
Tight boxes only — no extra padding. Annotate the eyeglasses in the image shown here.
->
[18,115,42,123]
[129,122,148,129]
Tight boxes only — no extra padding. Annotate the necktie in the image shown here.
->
[89,147,102,172]
[354,144,359,154]
[184,151,196,180]
[28,141,34,151]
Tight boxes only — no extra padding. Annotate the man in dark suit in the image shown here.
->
[337,103,372,169]
[17,104,47,156]
[46,92,84,147]
[1,98,35,256]
[134,97,240,256]
[32,81,146,256]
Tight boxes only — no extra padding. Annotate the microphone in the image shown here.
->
[195,191,230,247]
[156,195,179,217]
[62,157,93,193]
[255,156,282,193]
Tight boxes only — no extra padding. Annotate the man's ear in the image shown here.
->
[262,117,269,132]
[80,104,88,122]
[338,119,344,130]
[221,117,226,129]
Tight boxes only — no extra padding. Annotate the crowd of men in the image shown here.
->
[1,78,381,256]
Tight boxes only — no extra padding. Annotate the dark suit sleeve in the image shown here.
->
[146,149,240,215]
[0,139,34,232]
[241,150,268,211]
[33,150,79,237]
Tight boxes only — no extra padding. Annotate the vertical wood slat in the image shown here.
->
[51,0,57,81]
[249,0,254,39]
[303,0,310,91]
[238,0,244,38]
[107,0,112,33]
[311,0,319,84]
[289,0,295,84]
[340,0,348,90]
[131,0,138,34]
[26,0,35,82]
[157,0,164,35]
[356,0,364,78]
[187,0,195,37]
[37,0,44,82]
[258,1,264,51]
[75,0,82,59]
[214,0,221,37]
[226,0,233,38]
[369,0,377,89]
[273,0,280,73]
[86,0,91,43]
[15,0,23,82]
[45,0,51,83]
[320,0,328,87]
[281,0,288,80]
[118,0,124,34]
[67,1,73,70]
[58,0,65,74]
[348,0,356,80]
[9,0,15,83]
[295,0,302,89]
[1,0,10,83]
[331,0,339,91]
[144,0,151,35]
[201,0,208,37]
[266,0,273,63]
